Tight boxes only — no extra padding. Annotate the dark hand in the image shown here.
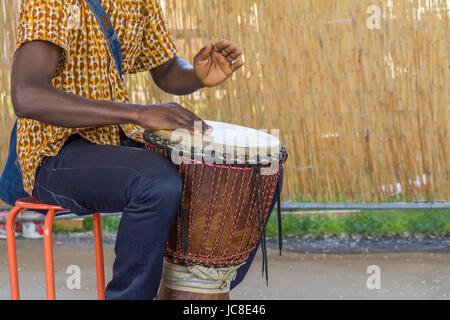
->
[194,39,244,87]
[135,103,212,135]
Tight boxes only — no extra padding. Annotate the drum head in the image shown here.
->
[143,120,287,166]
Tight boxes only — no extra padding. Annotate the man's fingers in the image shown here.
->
[213,41,242,63]
[178,113,203,130]
[185,109,204,123]
[168,116,196,134]
[176,120,211,135]
[226,49,243,62]
[212,51,234,72]
[220,44,238,57]
[170,104,203,123]
[204,124,213,136]
[168,104,211,134]
[230,60,244,71]
[214,39,231,52]
[140,104,210,134]
[197,42,214,61]
[194,121,212,135]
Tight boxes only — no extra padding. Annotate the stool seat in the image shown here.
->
[15,196,66,211]
[6,197,105,300]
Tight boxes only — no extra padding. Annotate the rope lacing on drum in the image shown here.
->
[179,202,189,261]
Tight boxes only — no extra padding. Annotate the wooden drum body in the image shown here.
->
[144,121,287,300]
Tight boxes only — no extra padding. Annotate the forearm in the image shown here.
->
[13,83,142,128]
[151,56,204,96]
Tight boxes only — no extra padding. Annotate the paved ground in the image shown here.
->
[1,236,449,300]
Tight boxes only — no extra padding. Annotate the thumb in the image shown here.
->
[196,42,214,61]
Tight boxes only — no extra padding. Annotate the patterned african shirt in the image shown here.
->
[15,0,178,194]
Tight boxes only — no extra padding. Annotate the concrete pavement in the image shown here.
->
[1,236,449,300]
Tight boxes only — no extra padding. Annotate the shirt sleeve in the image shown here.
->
[15,0,74,77]
[128,0,178,74]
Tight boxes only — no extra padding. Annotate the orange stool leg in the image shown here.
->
[43,209,57,300]
[93,212,105,300]
[6,206,25,300]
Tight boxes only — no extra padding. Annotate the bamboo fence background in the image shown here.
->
[0,0,449,203]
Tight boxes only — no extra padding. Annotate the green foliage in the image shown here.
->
[265,210,450,238]
[82,215,121,234]
[58,210,450,238]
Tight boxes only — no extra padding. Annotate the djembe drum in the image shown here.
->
[143,121,287,300]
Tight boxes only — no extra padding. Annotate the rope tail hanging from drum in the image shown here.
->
[251,145,288,285]
[254,166,269,284]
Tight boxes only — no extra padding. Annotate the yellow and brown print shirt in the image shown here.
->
[15,0,178,194]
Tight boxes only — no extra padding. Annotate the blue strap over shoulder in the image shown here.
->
[85,0,123,79]
[0,0,123,205]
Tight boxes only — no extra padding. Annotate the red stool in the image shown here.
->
[6,197,105,300]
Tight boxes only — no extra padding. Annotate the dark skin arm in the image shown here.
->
[151,40,244,95]
[150,55,204,96]
[12,39,244,133]
[11,40,208,134]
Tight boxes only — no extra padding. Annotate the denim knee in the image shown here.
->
[125,162,182,222]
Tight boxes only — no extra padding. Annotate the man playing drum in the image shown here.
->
[9,0,283,299]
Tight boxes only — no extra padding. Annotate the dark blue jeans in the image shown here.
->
[32,133,283,299]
